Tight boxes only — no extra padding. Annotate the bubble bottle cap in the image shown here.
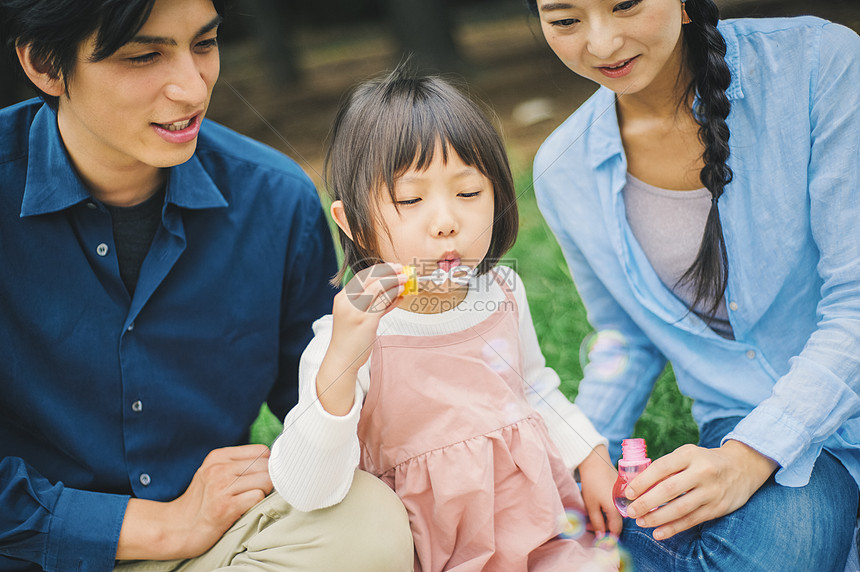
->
[620,438,649,465]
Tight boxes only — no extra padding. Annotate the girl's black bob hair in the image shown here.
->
[324,65,519,285]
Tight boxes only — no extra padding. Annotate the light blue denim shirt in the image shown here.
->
[534,17,860,487]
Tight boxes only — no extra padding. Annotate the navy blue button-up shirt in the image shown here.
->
[0,100,338,571]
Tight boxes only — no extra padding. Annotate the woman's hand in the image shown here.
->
[578,445,624,537]
[624,440,778,539]
[317,263,406,415]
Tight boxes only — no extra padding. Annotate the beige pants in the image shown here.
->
[114,470,413,571]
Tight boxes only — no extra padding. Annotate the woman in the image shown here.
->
[527,0,860,570]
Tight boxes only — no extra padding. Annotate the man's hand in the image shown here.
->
[116,444,273,561]
[623,440,777,540]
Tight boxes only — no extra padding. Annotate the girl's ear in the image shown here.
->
[16,43,66,98]
[330,200,354,241]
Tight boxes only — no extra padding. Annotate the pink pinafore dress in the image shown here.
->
[357,273,609,571]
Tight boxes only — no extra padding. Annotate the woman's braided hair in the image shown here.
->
[677,0,733,318]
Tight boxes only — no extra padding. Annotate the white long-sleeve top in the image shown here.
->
[269,266,608,511]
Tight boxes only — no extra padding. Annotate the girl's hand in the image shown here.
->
[623,440,778,539]
[317,263,406,415]
[578,445,623,538]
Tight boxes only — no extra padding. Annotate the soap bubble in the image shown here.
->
[593,534,619,551]
[482,338,513,374]
[619,548,634,572]
[579,330,630,381]
[593,534,634,571]
[559,508,586,540]
[449,265,477,286]
[428,267,449,285]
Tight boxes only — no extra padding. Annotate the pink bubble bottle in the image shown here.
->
[612,438,651,517]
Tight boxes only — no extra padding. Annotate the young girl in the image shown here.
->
[268,68,621,571]
[527,0,860,570]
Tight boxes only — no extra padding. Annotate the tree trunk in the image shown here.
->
[383,0,465,73]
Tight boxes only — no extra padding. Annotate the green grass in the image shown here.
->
[250,167,700,459]
[249,403,284,447]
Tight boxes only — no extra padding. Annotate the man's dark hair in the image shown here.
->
[0,0,226,109]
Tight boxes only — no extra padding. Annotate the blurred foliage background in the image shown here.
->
[3,0,857,458]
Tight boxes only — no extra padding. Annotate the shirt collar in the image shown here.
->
[20,105,91,217]
[20,106,228,217]
[165,141,229,211]
[719,20,744,102]
[585,88,625,170]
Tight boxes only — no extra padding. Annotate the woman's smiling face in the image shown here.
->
[535,0,686,97]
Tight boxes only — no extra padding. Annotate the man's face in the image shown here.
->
[56,0,221,189]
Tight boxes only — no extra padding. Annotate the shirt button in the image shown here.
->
[139,473,151,486]
[96,243,109,256]
[729,302,739,311]
[132,400,143,413]
[746,350,756,360]
[127,322,135,332]
[86,201,98,210]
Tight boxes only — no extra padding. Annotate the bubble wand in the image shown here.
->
[402,265,476,295]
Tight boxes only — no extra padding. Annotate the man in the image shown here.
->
[0,0,412,570]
